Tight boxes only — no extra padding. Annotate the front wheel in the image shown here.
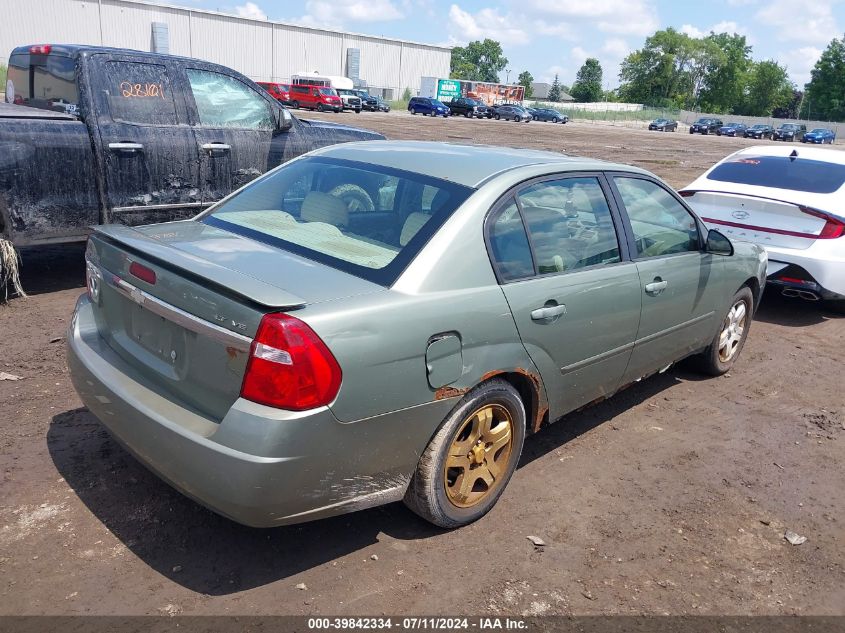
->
[691,287,753,376]
[495,114,501,120]
[410,108,417,115]
[291,100,299,109]
[404,379,526,528]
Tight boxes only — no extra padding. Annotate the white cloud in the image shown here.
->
[570,46,591,67]
[521,0,659,36]
[681,21,750,39]
[603,38,630,58]
[756,0,839,43]
[235,2,267,20]
[782,46,823,87]
[294,0,403,28]
[447,5,529,46]
[681,24,706,38]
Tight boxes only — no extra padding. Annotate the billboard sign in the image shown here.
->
[437,79,462,101]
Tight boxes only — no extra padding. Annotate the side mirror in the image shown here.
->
[705,228,734,256]
[274,106,293,134]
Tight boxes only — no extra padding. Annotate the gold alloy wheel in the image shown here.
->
[718,299,748,362]
[443,404,514,508]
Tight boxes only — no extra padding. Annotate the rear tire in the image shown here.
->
[691,287,753,376]
[495,114,500,120]
[403,379,526,528]
[291,100,299,109]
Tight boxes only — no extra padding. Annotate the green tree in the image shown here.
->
[570,58,603,102]
[738,60,794,116]
[618,28,700,107]
[774,89,803,119]
[0,63,6,90]
[517,70,534,99]
[698,33,752,113]
[801,35,845,121]
[450,39,508,82]
[547,74,562,102]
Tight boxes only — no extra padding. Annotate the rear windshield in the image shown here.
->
[203,157,474,285]
[6,52,80,116]
[708,155,845,194]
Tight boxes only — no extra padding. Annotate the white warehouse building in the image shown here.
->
[0,0,451,99]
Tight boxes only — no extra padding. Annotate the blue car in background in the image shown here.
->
[408,96,450,117]
[717,122,748,137]
[802,128,836,144]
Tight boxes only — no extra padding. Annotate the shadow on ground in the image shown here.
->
[49,369,683,595]
[17,244,86,296]
[754,287,842,327]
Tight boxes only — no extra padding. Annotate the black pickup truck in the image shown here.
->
[0,44,383,248]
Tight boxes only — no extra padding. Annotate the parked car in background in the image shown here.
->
[257,82,294,107]
[289,84,343,112]
[718,122,747,137]
[408,97,450,117]
[335,89,363,113]
[70,140,766,531]
[682,145,845,312]
[648,118,678,131]
[773,123,807,142]
[802,128,836,144]
[353,90,379,111]
[448,97,489,119]
[0,44,380,251]
[523,107,538,119]
[372,95,391,112]
[744,124,774,139]
[533,108,568,123]
[689,118,724,134]
[494,105,531,122]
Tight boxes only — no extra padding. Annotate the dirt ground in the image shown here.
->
[1,112,844,617]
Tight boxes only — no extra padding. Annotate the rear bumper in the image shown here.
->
[67,296,447,527]
[764,243,845,298]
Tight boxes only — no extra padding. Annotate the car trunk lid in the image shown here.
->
[88,222,383,420]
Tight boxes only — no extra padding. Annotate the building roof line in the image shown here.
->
[107,0,453,51]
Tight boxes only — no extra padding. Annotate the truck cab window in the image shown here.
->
[7,52,80,116]
[103,61,178,125]
[186,69,273,130]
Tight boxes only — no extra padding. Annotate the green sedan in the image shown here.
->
[68,141,768,528]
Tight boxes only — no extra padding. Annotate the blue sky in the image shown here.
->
[175,0,843,88]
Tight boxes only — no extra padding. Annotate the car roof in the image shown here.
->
[307,140,645,188]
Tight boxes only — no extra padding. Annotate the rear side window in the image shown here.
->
[103,61,177,125]
[708,155,845,194]
[7,52,80,115]
[488,199,534,281]
[187,69,273,130]
[203,157,473,285]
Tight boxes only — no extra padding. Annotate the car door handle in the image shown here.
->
[108,142,143,152]
[201,143,231,152]
[644,280,668,295]
[531,304,567,320]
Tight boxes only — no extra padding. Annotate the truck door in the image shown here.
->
[88,54,202,225]
[183,67,281,205]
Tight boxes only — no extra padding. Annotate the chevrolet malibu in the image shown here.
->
[69,141,767,529]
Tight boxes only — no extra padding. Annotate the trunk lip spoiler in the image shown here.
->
[679,188,845,224]
[104,269,253,353]
[93,224,308,309]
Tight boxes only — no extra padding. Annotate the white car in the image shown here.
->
[681,145,845,312]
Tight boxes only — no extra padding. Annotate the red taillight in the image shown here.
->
[29,45,52,54]
[678,190,695,198]
[800,206,845,239]
[129,261,157,285]
[240,313,342,410]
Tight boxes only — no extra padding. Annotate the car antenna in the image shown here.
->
[789,149,798,161]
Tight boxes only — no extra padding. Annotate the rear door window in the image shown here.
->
[102,61,178,125]
[7,52,80,115]
[517,177,622,273]
[707,155,845,194]
[186,68,273,130]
